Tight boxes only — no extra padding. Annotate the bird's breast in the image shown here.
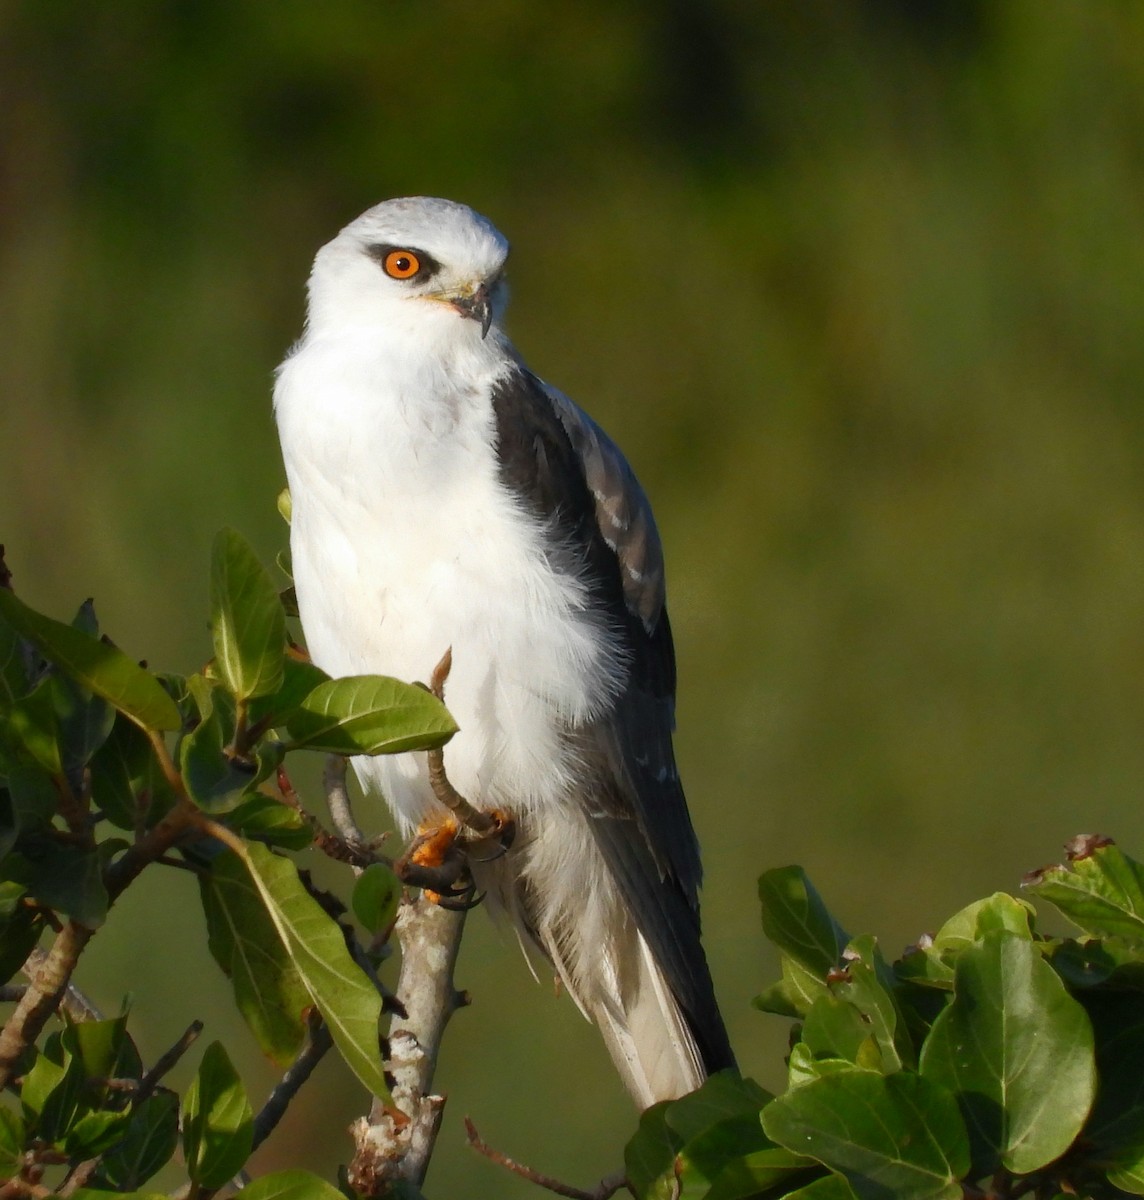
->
[276,349,625,829]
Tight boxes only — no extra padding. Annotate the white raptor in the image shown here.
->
[274,196,734,1106]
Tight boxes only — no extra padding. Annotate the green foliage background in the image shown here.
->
[2,3,1143,1196]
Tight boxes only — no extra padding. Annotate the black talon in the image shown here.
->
[436,888,485,912]
[465,839,511,865]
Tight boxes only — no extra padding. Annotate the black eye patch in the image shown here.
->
[365,242,441,284]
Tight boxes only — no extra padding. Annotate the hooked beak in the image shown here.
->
[450,283,493,339]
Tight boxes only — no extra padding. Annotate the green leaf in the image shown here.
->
[676,1108,793,1198]
[831,935,914,1071]
[802,996,880,1067]
[897,894,1037,991]
[69,1012,143,1095]
[200,849,310,1065]
[780,1174,858,1200]
[352,863,401,935]
[227,793,314,851]
[759,867,848,980]
[68,1013,140,1086]
[664,1071,773,1143]
[211,528,287,701]
[624,1072,786,1200]
[918,930,1095,1175]
[0,894,43,985]
[95,1090,179,1191]
[1109,1163,1144,1196]
[90,714,173,832]
[236,1169,348,1200]
[182,1041,254,1188]
[1046,935,1144,991]
[0,1105,25,1176]
[0,608,31,707]
[285,675,457,756]
[754,954,828,1018]
[1080,993,1144,1178]
[229,840,389,1099]
[5,842,111,928]
[1027,842,1144,947]
[0,589,180,732]
[64,1108,133,1157]
[179,693,261,814]
[246,655,330,727]
[53,673,115,774]
[7,677,63,774]
[625,1100,683,1200]
[276,488,292,524]
[789,1043,868,1087]
[762,1070,970,1200]
[69,1191,167,1200]
[1,764,57,854]
[705,1147,822,1200]
[21,1037,86,1142]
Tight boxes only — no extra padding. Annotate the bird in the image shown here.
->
[273,196,735,1107]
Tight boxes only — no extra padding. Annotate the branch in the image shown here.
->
[4,948,103,1023]
[324,754,367,849]
[136,1019,203,1104]
[250,1014,333,1154]
[0,921,93,1088]
[0,799,200,1090]
[21,945,104,1022]
[465,1119,631,1200]
[348,894,467,1194]
[277,763,378,869]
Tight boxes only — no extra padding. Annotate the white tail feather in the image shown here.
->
[588,930,706,1107]
[477,806,708,1108]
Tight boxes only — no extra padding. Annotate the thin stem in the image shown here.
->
[250,1016,333,1154]
[464,1119,631,1200]
[135,1019,204,1104]
[276,765,377,869]
[145,729,185,799]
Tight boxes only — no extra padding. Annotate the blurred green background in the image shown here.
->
[3,1,1144,1195]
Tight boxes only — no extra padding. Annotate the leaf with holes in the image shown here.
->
[1027,842,1144,948]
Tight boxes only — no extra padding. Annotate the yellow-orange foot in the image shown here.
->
[395,811,516,910]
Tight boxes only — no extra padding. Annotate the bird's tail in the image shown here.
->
[584,923,709,1107]
[484,805,733,1108]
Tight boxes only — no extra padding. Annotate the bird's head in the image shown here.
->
[305,197,510,344]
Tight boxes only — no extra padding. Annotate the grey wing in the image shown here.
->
[509,370,734,1074]
[538,379,702,904]
[541,383,665,633]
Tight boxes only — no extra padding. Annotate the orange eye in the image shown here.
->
[383,249,421,279]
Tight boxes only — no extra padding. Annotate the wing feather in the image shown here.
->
[489,366,734,1074]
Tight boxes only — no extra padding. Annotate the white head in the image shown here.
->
[303,197,511,343]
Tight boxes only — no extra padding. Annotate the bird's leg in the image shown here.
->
[395,819,481,909]
[395,649,516,908]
